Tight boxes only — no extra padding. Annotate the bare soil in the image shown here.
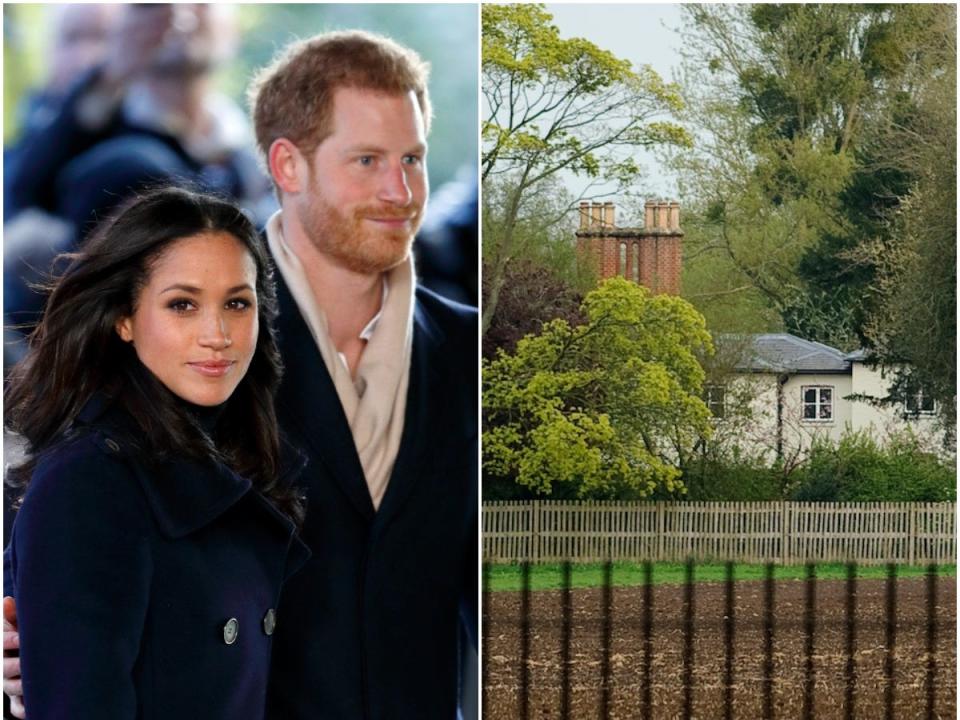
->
[483,577,956,719]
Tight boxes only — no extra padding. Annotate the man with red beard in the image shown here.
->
[248,31,477,718]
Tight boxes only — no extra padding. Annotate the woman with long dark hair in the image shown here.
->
[5,186,308,719]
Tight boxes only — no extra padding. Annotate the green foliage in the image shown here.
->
[481,175,593,291]
[483,278,713,499]
[481,3,690,334]
[682,455,785,502]
[851,5,957,426]
[3,5,56,142]
[671,3,957,367]
[480,258,587,360]
[791,431,956,502]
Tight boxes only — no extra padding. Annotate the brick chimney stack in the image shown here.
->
[575,199,683,295]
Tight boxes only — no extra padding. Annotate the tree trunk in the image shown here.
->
[481,182,526,335]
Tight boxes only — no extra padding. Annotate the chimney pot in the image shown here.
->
[579,201,590,229]
[590,202,603,227]
[603,201,615,228]
[658,200,672,230]
[644,201,655,230]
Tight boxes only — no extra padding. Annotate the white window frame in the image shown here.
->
[801,385,834,423]
[904,389,937,417]
[705,384,727,419]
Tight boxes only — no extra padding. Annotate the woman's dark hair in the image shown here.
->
[5,186,303,526]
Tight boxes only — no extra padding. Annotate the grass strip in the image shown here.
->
[484,561,956,592]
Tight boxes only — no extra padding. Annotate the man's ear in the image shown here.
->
[268,138,306,195]
[116,316,134,343]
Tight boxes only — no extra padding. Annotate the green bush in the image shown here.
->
[680,455,784,501]
[791,430,956,502]
[486,429,955,503]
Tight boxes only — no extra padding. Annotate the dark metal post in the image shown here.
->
[682,559,695,720]
[762,563,775,720]
[723,561,735,720]
[641,561,653,720]
[883,563,897,720]
[802,563,816,720]
[925,564,937,720]
[482,562,490,713]
[600,560,613,719]
[560,561,572,720]
[844,563,857,720]
[520,561,531,720]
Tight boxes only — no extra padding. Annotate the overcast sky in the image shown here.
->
[545,4,688,202]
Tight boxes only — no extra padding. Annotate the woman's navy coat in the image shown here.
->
[6,399,310,719]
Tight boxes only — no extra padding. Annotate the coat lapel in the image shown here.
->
[132,457,252,539]
[375,295,446,523]
[75,395,251,538]
[274,274,375,521]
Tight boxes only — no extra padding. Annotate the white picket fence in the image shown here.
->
[482,501,957,565]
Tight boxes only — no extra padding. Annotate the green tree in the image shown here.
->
[671,4,954,354]
[481,174,595,358]
[483,277,713,499]
[851,4,957,428]
[481,258,586,360]
[481,3,690,334]
[481,174,593,290]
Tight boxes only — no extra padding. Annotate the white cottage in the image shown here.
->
[706,334,947,461]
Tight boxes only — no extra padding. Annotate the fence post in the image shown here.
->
[530,500,535,564]
[909,504,916,566]
[657,501,665,562]
[781,500,789,565]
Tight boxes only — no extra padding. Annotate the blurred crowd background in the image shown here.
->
[3,3,479,367]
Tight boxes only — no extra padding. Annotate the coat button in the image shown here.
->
[262,609,276,636]
[222,618,239,645]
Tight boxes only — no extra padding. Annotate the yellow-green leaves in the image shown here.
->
[481,4,691,334]
[483,278,714,498]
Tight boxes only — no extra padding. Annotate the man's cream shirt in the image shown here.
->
[265,211,414,510]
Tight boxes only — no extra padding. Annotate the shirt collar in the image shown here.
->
[359,277,388,342]
[265,210,390,347]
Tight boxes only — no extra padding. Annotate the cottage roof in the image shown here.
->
[717,333,851,374]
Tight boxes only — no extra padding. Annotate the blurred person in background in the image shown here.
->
[4,3,120,366]
[414,166,478,307]
[7,3,272,232]
[11,4,120,133]
[4,3,273,366]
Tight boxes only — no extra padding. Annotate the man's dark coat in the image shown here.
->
[265,276,478,719]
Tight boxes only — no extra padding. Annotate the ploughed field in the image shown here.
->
[483,577,956,719]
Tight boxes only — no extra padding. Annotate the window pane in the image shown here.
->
[804,404,817,419]
[804,388,816,403]
[819,405,832,419]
